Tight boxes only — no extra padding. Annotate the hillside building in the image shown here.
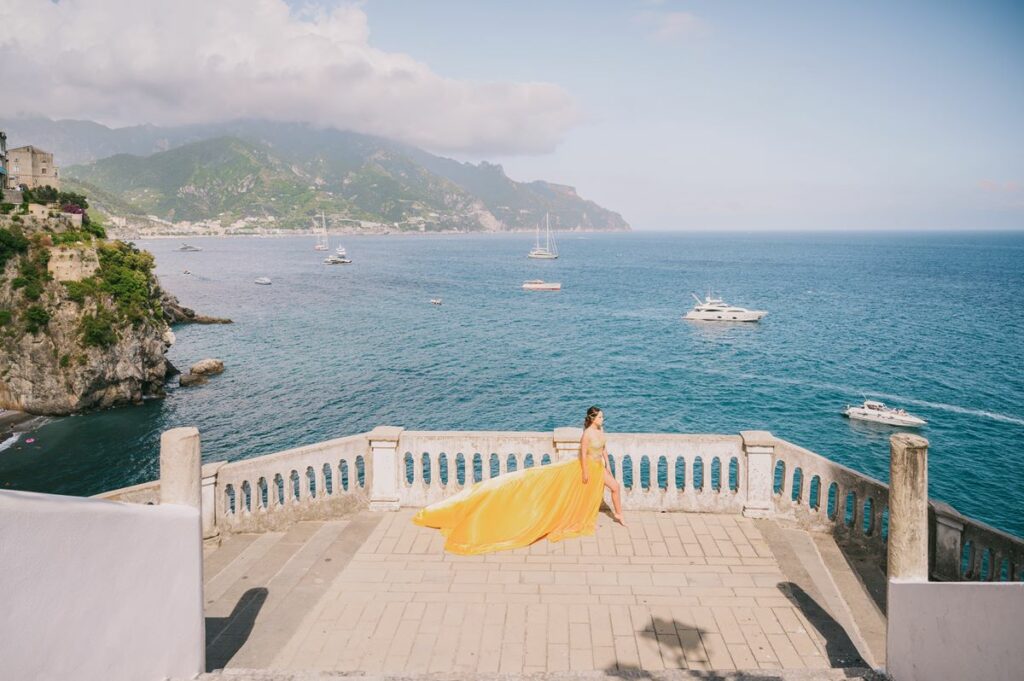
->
[7,144,60,190]
[0,131,8,188]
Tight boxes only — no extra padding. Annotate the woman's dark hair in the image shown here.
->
[584,406,602,429]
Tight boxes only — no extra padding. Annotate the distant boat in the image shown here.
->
[683,293,766,322]
[178,243,202,252]
[183,269,192,275]
[843,400,927,428]
[254,277,272,285]
[528,213,558,259]
[430,298,443,305]
[522,280,561,291]
[336,245,348,257]
[324,254,351,265]
[313,212,329,251]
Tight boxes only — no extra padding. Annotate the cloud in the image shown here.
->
[978,180,1022,193]
[0,0,579,155]
[635,10,707,43]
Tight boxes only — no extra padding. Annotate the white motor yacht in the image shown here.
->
[683,293,766,322]
[522,280,561,291]
[178,243,203,252]
[843,400,927,428]
[254,277,272,285]
[324,254,352,265]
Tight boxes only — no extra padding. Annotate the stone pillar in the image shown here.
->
[368,426,403,511]
[931,501,964,581]
[553,427,584,462]
[888,433,929,582]
[741,431,775,518]
[201,461,226,540]
[160,427,201,509]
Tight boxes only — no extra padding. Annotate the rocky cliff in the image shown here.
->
[0,210,175,415]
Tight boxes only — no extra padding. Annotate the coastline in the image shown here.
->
[113,227,633,240]
[0,410,46,451]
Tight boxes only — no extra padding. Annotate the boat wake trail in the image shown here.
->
[687,366,1024,427]
[862,392,1024,427]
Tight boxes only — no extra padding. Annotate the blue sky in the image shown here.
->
[5,0,1022,230]
[357,0,1024,230]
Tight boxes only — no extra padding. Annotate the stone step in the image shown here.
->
[206,521,346,670]
[757,518,876,667]
[204,514,384,672]
[195,667,885,680]
[205,533,260,584]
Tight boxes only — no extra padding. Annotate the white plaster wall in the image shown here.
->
[0,490,204,681]
[888,581,1024,681]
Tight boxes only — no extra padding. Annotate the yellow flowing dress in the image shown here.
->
[412,436,607,555]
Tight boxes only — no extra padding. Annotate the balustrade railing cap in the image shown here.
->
[930,500,963,520]
[161,425,200,441]
[553,426,584,443]
[740,430,775,448]
[891,432,929,450]
[368,425,404,442]
[202,461,228,479]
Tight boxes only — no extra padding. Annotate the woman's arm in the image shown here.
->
[579,431,590,484]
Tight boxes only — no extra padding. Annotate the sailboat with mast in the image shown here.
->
[313,211,329,251]
[528,213,558,259]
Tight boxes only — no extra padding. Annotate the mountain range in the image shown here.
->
[0,118,629,232]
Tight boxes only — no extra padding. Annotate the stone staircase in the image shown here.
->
[197,510,887,681]
[204,515,383,670]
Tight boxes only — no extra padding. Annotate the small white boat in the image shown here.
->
[324,254,352,265]
[178,243,202,252]
[528,213,558,259]
[335,245,348,257]
[683,293,766,322]
[522,280,561,291]
[254,277,272,285]
[843,400,927,428]
[430,298,443,305]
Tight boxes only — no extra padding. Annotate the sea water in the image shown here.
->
[1,232,1022,537]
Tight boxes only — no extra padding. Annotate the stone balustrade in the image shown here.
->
[95,425,1024,582]
[770,438,892,557]
[214,434,369,533]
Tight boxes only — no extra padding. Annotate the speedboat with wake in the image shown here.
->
[683,293,766,322]
[843,400,926,428]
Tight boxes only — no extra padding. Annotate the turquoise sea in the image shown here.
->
[1,232,1022,537]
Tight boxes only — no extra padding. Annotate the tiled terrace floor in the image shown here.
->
[204,509,875,675]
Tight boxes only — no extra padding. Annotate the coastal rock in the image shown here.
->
[0,219,197,415]
[178,373,207,387]
[190,358,224,376]
[160,290,232,325]
[0,287,171,415]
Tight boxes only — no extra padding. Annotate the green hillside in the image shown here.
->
[38,120,630,232]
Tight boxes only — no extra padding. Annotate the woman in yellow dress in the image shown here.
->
[412,406,626,555]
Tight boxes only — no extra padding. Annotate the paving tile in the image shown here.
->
[207,509,849,675]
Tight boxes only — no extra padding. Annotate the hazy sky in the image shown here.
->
[2,0,1022,230]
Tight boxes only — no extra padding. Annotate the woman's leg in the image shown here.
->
[603,468,626,525]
